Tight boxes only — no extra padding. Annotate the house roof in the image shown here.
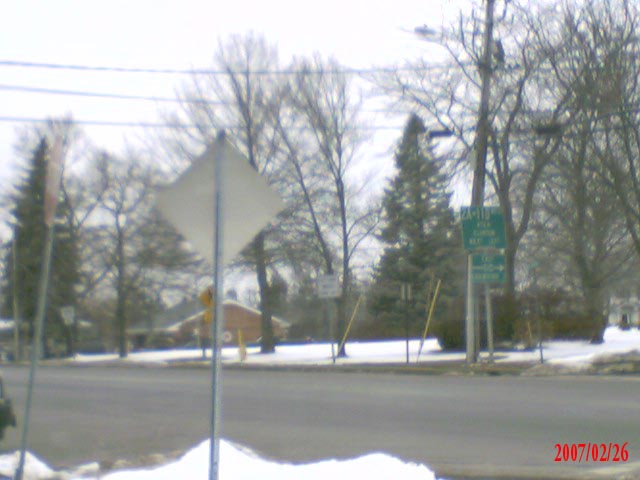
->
[0,318,93,332]
[135,299,290,335]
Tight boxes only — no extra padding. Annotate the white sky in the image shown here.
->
[0,0,469,190]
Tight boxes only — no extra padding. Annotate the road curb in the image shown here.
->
[18,358,538,376]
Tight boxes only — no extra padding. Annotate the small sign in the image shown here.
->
[472,253,506,284]
[317,274,340,299]
[400,283,413,301]
[60,306,75,327]
[44,136,65,227]
[461,206,506,250]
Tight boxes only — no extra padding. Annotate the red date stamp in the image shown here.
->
[554,443,629,463]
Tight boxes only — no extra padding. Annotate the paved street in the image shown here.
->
[1,365,639,479]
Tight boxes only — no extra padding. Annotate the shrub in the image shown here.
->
[430,296,466,350]
[519,288,592,341]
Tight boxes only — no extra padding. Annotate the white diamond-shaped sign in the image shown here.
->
[156,135,284,266]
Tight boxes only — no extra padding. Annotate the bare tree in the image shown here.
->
[169,33,286,353]
[527,0,640,340]
[577,0,640,260]
[278,55,379,355]
[78,152,202,357]
[374,1,564,298]
[529,130,633,342]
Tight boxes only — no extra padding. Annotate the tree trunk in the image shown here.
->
[504,238,517,299]
[64,325,73,357]
[337,181,349,358]
[255,233,275,354]
[116,234,128,358]
[585,286,606,344]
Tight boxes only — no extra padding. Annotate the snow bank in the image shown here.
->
[71,326,640,370]
[0,441,436,480]
[98,440,436,480]
[0,451,55,480]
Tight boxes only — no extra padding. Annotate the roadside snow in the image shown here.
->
[71,326,640,368]
[0,451,54,480]
[0,440,436,480]
[548,326,640,365]
[98,440,436,480]
[11,327,639,479]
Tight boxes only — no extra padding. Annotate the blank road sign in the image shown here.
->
[317,274,340,298]
[156,136,285,266]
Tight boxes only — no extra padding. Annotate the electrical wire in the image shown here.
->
[0,83,221,105]
[0,83,400,115]
[0,59,451,76]
[0,116,407,131]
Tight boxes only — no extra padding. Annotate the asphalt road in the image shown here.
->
[1,365,639,479]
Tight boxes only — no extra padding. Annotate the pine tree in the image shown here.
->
[371,114,462,336]
[2,137,80,357]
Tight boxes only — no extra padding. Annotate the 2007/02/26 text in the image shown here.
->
[554,443,629,463]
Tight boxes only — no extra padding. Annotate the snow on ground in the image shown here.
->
[98,440,436,480]
[499,326,640,368]
[71,326,640,368]
[8,327,637,479]
[0,440,436,480]
[0,451,54,479]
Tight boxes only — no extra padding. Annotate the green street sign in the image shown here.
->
[472,253,506,284]
[460,206,506,250]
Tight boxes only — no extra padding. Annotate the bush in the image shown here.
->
[430,296,466,350]
[519,288,592,341]
[492,292,518,342]
[426,287,598,350]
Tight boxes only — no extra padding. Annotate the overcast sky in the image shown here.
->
[0,0,469,217]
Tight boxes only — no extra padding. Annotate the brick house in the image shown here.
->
[130,298,289,349]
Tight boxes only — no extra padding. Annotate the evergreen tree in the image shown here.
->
[371,114,462,336]
[2,137,80,357]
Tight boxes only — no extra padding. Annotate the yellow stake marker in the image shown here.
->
[417,279,442,362]
[238,329,247,362]
[337,295,364,356]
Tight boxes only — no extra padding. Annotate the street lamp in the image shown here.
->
[414,25,439,38]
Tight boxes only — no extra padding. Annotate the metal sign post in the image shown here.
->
[465,254,476,364]
[461,206,506,364]
[60,306,76,355]
[328,302,336,364]
[317,274,340,364]
[208,133,225,480]
[485,286,494,362]
[400,283,412,364]
[156,133,284,480]
[16,136,64,480]
[15,226,54,480]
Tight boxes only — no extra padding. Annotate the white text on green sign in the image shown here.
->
[471,253,506,284]
[460,206,506,250]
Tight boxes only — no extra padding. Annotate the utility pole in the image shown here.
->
[401,283,412,364]
[466,0,496,364]
[12,235,21,362]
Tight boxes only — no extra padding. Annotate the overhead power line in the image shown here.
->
[0,116,407,131]
[0,59,450,76]
[0,116,197,129]
[0,83,221,105]
[0,83,398,114]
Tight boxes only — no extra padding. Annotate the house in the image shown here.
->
[129,298,290,349]
[608,295,640,327]
[0,317,98,358]
[0,320,14,359]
